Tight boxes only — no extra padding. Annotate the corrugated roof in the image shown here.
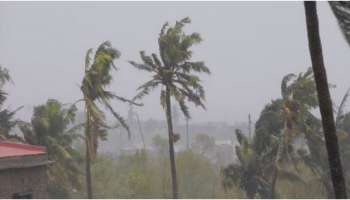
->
[0,141,46,158]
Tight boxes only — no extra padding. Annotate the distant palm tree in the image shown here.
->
[77,41,140,198]
[129,17,210,198]
[304,2,347,198]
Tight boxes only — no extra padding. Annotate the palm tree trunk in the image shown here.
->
[85,109,93,198]
[165,85,179,198]
[304,2,347,198]
[85,138,93,198]
[270,166,278,198]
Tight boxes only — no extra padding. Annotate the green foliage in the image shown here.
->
[0,66,11,88]
[224,68,319,198]
[0,66,22,140]
[176,150,217,198]
[330,2,350,47]
[129,17,210,119]
[19,99,83,198]
[73,148,240,198]
[222,129,275,198]
[130,17,210,198]
[80,41,140,158]
[255,68,317,160]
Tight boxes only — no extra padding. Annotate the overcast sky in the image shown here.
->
[1,2,350,124]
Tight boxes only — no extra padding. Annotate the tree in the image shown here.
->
[223,129,303,198]
[298,88,350,197]
[252,68,318,197]
[254,68,315,152]
[222,129,270,198]
[129,17,210,198]
[304,2,347,198]
[0,66,22,140]
[18,99,82,198]
[77,41,140,198]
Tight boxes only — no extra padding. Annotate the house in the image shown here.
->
[0,141,49,198]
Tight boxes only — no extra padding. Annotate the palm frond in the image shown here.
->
[182,61,210,74]
[0,66,11,87]
[133,80,160,101]
[281,73,296,99]
[85,49,93,71]
[335,88,350,127]
[129,61,154,72]
[100,96,130,138]
[330,2,350,46]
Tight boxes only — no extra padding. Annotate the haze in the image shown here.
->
[1,1,350,124]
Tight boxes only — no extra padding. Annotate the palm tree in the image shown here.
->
[252,68,317,197]
[0,66,23,140]
[304,2,347,198]
[76,41,140,198]
[222,129,302,198]
[300,89,350,197]
[18,99,83,198]
[129,17,210,198]
[222,129,263,198]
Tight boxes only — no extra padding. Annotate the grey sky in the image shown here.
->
[1,1,350,124]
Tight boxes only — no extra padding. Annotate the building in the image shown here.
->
[0,141,49,198]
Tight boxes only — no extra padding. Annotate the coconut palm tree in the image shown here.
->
[129,17,210,198]
[304,2,347,198]
[251,68,317,197]
[18,99,83,198]
[76,41,140,198]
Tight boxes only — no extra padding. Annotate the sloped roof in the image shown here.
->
[0,141,49,170]
[0,141,46,158]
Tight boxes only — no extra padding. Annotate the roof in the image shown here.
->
[0,141,46,158]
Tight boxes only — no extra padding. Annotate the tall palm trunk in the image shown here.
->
[85,107,93,198]
[304,2,347,198]
[165,85,179,198]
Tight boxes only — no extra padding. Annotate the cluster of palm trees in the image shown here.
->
[222,2,350,198]
[1,2,350,198]
[6,17,207,198]
[223,68,331,197]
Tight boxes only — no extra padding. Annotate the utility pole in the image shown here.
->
[248,114,252,139]
[186,117,190,149]
[135,113,146,150]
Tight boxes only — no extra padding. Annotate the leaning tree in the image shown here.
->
[129,17,210,198]
[76,41,140,198]
[303,2,350,198]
